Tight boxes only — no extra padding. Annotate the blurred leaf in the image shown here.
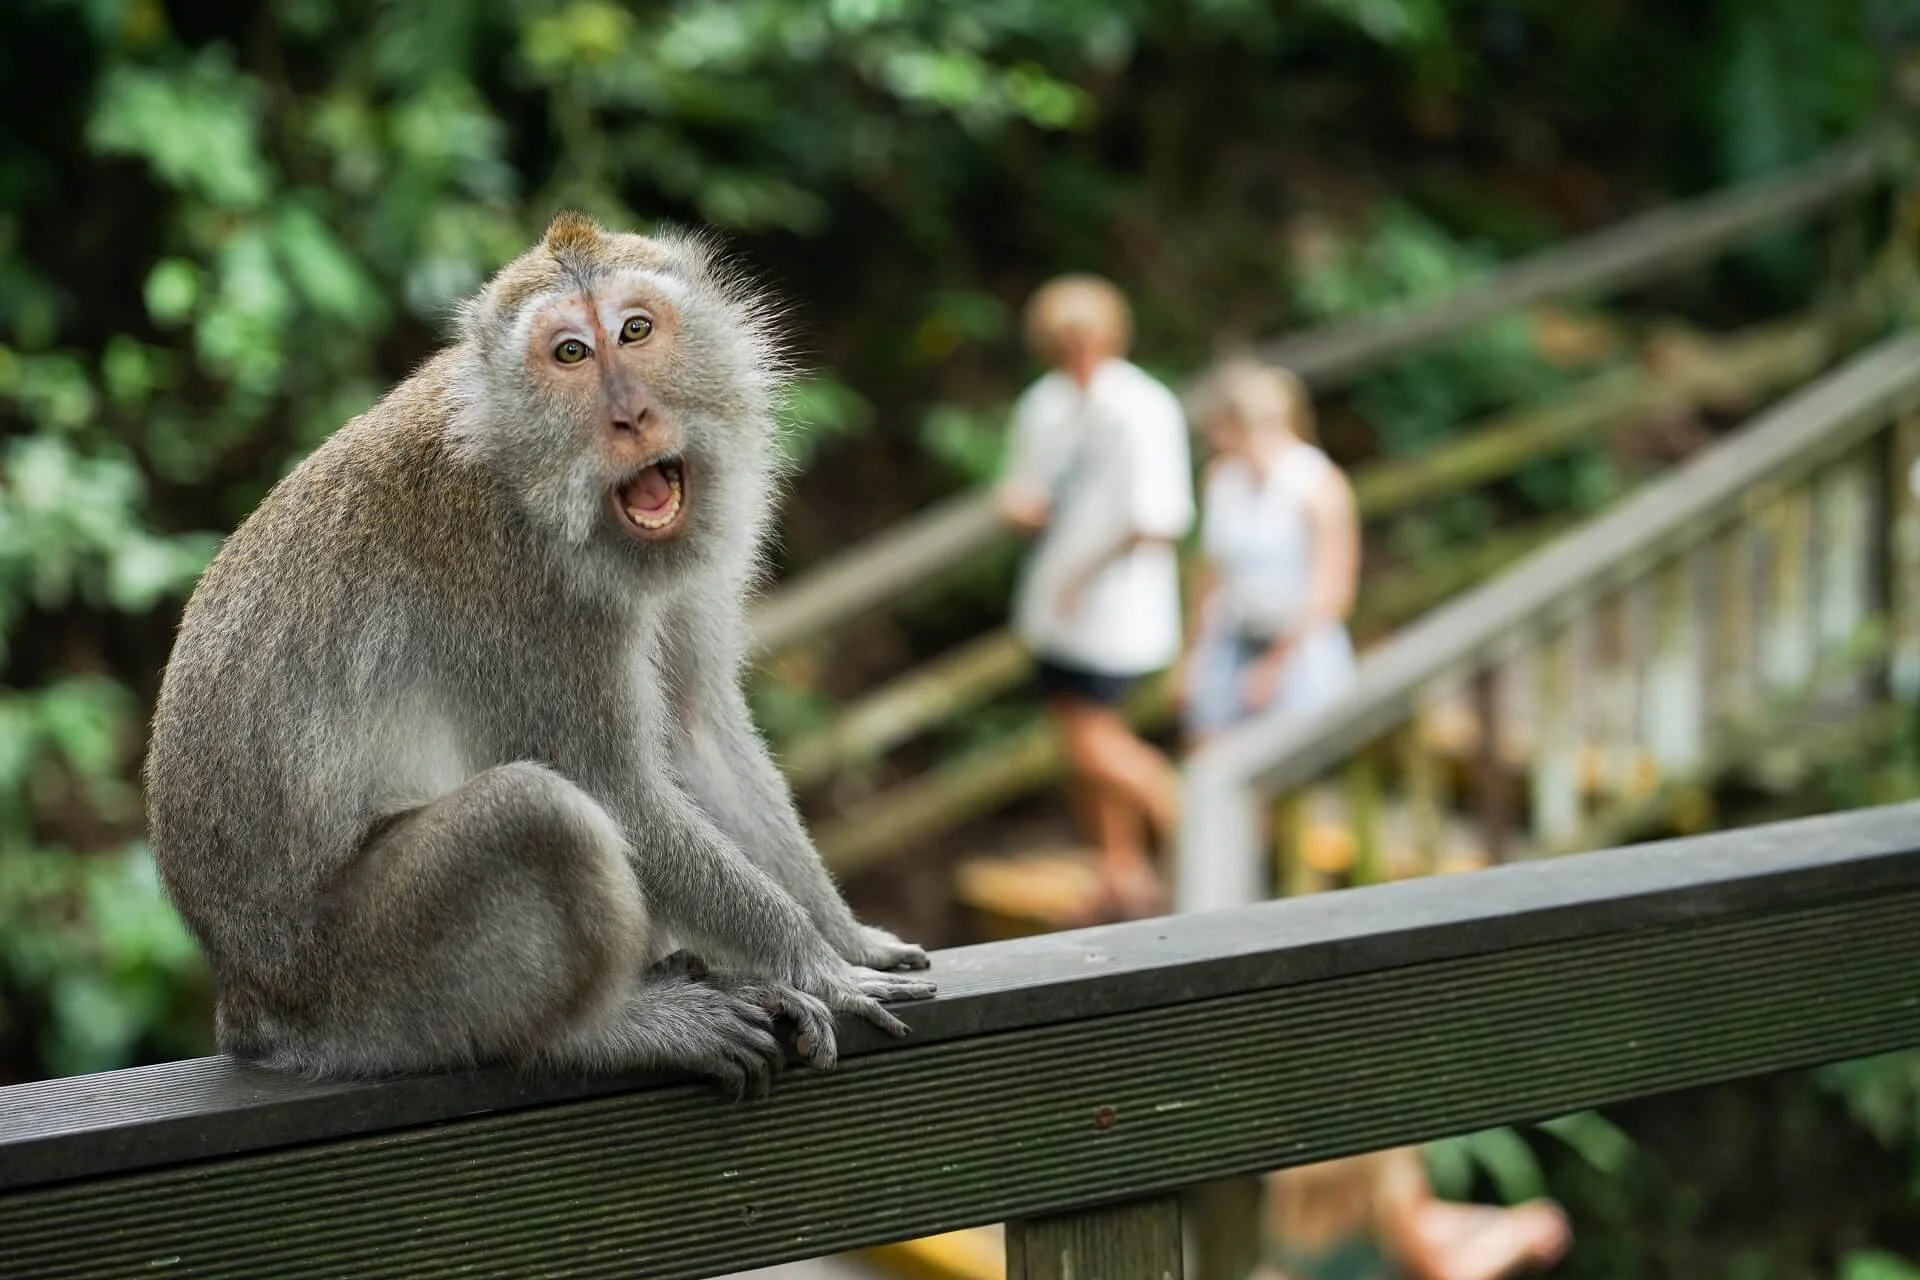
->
[1423,1126,1546,1205]
[1310,0,1449,48]
[780,374,875,469]
[921,402,1009,483]
[1842,1251,1920,1280]
[141,259,201,328]
[273,204,385,330]
[88,51,272,209]
[1422,1132,1477,1200]
[1539,1110,1638,1175]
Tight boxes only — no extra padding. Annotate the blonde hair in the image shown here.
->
[1023,274,1132,363]
[1189,356,1318,446]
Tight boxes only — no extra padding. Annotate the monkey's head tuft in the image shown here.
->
[449,219,791,582]
[542,210,604,259]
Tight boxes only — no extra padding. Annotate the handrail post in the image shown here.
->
[1176,752,1264,912]
[1007,1195,1184,1280]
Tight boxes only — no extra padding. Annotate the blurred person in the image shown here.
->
[997,274,1194,921]
[1257,1148,1572,1280]
[1178,358,1359,749]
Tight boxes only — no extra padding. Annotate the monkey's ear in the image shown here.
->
[452,294,487,344]
[543,210,603,255]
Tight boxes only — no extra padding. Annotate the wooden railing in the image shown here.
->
[5,804,1920,1278]
[1178,331,1920,912]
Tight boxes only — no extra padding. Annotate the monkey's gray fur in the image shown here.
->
[144,214,934,1094]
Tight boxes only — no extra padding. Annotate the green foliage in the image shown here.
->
[921,402,1011,483]
[781,373,876,471]
[1822,1050,1920,1185]
[1288,205,1607,560]
[1289,206,1576,438]
[1424,1110,1636,1205]
[1843,1249,1920,1280]
[0,844,206,1077]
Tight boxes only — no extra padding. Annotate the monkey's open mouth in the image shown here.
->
[613,455,690,542]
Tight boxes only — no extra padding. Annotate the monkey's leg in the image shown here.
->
[288,762,782,1092]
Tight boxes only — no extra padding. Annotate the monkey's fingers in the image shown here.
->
[856,925,932,972]
[848,997,913,1039]
[850,967,938,1003]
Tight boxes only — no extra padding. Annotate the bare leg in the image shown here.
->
[1052,699,1180,842]
[1064,774,1102,848]
[1049,698,1177,919]
[260,762,785,1095]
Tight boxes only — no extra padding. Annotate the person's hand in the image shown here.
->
[1000,485,1049,535]
[1239,637,1296,713]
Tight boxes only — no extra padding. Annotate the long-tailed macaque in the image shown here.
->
[144,214,934,1095]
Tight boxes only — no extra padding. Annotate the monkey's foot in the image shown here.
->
[646,949,710,982]
[847,924,932,973]
[605,977,784,1101]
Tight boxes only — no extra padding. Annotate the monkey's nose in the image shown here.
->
[610,404,651,436]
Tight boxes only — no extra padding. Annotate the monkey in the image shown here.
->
[142,212,934,1096]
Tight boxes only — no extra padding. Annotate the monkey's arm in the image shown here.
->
[673,674,929,974]
[664,595,929,974]
[620,772,931,1036]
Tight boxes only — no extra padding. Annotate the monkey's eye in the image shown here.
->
[554,339,589,365]
[620,314,654,343]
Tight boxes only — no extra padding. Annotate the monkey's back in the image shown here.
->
[145,351,513,988]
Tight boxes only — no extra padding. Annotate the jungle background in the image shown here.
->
[4,0,1920,1275]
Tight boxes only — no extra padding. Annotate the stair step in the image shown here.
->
[954,786,1512,932]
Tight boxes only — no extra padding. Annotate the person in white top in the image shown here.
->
[1178,358,1360,746]
[998,275,1194,919]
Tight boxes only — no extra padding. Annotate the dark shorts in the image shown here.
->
[1033,656,1138,707]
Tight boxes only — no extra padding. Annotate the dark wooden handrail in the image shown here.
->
[6,803,1920,1278]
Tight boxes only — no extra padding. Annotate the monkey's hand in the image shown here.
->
[787,959,937,1041]
[842,924,932,973]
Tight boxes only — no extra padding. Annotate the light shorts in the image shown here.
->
[1183,624,1357,738]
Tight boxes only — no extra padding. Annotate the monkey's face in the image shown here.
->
[458,217,786,568]
[523,288,695,545]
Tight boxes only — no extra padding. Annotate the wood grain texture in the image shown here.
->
[1008,1196,1182,1280]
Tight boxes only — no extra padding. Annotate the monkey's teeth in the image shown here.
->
[625,475,683,531]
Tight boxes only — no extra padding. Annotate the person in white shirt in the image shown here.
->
[997,275,1194,920]
[1179,358,1359,746]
